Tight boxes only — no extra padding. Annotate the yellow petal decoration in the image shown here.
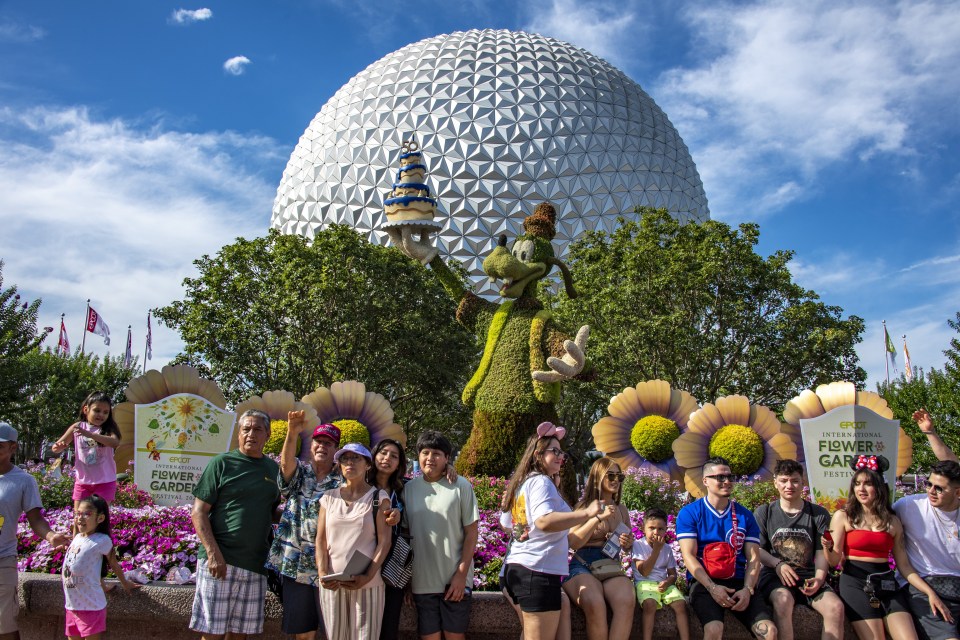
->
[782,381,910,475]
[673,394,797,497]
[301,381,407,448]
[591,380,698,483]
[114,365,228,469]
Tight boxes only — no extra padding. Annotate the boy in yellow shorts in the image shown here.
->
[632,508,690,640]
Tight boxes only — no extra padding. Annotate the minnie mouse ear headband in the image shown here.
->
[536,421,566,441]
[850,454,890,474]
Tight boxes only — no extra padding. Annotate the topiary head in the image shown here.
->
[482,202,577,299]
[630,415,681,462]
[707,424,764,477]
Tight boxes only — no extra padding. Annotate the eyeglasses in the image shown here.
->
[544,447,567,460]
[924,480,949,495]
[605,472,625,482]
[704,474,737,484]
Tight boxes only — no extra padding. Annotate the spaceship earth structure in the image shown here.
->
[271,29,709,292]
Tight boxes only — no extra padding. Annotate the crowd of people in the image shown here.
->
[1,398,959,640]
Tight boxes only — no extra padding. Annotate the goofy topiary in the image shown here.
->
[387,202,590,478]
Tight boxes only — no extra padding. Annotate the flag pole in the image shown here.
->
[883,320,889,385]
[81,299,90,355]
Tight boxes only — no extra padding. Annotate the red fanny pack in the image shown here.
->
[702,502,741,580]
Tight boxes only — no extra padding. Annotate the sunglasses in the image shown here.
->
[605,472,625,482]
[704,474,737,484]
[544,447,568,460]
[924,480,950,495]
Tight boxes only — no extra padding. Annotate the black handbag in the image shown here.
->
[372,494,414,589]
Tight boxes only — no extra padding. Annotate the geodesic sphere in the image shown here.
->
[272,29,709,294]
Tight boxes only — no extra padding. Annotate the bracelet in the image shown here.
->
[594,515,602,524]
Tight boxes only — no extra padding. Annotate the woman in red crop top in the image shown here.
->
[824,456,951,639]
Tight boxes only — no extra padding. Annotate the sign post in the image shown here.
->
[134,394,236,506]
[801,405,900,511]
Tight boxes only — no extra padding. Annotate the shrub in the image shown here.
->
[620,466,687,515]
[470,476,508,511]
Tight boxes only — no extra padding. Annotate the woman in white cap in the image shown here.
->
[316,442,391,640]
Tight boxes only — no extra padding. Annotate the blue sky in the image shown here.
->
[1,0,958,392]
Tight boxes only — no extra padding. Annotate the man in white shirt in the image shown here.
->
[894,458,960,640]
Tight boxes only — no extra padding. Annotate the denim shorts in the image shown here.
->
[567,546,607,580]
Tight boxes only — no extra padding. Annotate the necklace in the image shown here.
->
[932,505,960,539]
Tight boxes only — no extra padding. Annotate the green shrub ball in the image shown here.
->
[630,415,681,462]
[334,419,371,447]
[708,424,764,476]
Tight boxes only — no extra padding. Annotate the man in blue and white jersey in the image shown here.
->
[676,456,777,640]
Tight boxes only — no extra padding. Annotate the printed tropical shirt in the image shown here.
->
[266,461,340,585]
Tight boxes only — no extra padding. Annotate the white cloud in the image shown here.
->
[0,20,45,43]
[523,0,640,66]
[655,0,960,217]
[223,56,251,76]
[0,106,282,368]
[788,246,960,386]
[170,8,213,25]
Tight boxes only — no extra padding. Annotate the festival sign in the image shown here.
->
[801,405,899,511]
[134,393,235,506]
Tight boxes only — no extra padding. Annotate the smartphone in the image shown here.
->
[823,530,833,543]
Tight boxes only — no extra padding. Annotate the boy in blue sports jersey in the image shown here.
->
[676,456,777,640]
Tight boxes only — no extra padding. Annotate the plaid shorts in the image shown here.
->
[190,559,267,635]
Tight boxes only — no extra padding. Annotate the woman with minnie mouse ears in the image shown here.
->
[501,422,604,640]
[825,455,953,639]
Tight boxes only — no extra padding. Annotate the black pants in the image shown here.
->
[379,583,405,640]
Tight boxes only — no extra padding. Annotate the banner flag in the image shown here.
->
[903,338,913,382]
[85,306,111,345]
[57,319,70,356]
[884,325,896,365]
[124,326,133,368]
[146,312,153,360]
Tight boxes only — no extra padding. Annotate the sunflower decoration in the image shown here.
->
[301,381,407,449]
[672,394,798,497]
[783,381,912,475]
[114,365,228,469]
[591,380,699,484]
[233,391,320,461]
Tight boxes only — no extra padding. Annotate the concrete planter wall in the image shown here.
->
[18,573,852,639]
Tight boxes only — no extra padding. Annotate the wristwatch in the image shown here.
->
[746,585,755,596]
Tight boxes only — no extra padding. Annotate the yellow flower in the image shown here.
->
[672,394,797,497]
[592,380,698,483]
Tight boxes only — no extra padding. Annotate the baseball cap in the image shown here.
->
[312,423,341,443]
[333,442,373,463]
[0,422,18,443]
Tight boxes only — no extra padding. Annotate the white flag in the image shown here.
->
[85,306,110,345]
[124,326,133,368]
[146,312,153,360]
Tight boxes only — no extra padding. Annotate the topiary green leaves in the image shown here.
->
[630,415,680,462]
[708,424,764,476]
[334,419,371,447]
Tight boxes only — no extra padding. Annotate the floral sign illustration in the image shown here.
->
[135,393,235,506]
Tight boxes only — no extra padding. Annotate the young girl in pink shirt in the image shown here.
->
[52,392,122,517]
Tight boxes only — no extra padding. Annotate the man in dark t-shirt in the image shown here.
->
[755,459,844,640]
[190,409,280,640]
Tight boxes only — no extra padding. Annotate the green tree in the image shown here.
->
[0,260,51,418]
[11,350,136,461]
[155,227,475,446]
[551,208,866,432]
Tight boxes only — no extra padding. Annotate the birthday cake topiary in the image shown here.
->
[383,138,443,229]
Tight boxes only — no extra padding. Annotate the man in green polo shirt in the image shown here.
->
[189,410,280,640]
